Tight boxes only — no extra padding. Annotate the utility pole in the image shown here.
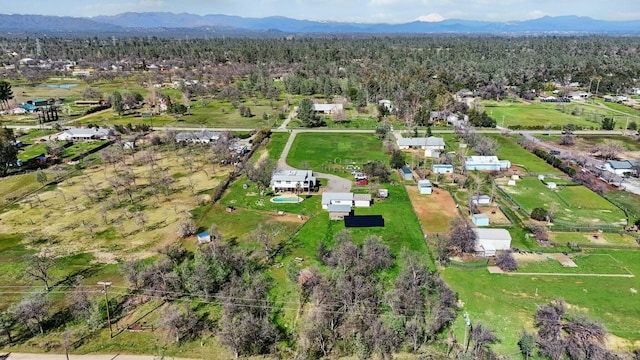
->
[463,311,471,353]
[98,281,113,338]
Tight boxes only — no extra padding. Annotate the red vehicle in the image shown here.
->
[356,179,368,185]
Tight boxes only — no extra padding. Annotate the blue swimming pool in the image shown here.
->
[271,196,302,203]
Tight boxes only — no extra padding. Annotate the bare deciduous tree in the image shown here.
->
[11,292,49,334]
[24,249,56,291]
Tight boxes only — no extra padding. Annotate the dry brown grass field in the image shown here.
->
[0,142,227,262]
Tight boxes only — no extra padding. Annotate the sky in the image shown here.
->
[3,0,640,23]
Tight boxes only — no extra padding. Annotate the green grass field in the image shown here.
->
[500,177,627,227]
[0,173,42,209]
[286,133,388,177]
[551,232,640,247]
[490,135,564,175]
[442,249,640,354]
[515,253,632,275]
[483,100,636,130]
[484,101,599,129]
[605,190,640,224]
[265,132,289,161]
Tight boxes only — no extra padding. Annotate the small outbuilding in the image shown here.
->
[471,194,491,205]
[377,189,389,199]
[418,180,433,195]
[472,213,490,227]
[547,182,557,190]
[432,164,454,174]
[400,166,413,180]
[354,194,372,207]
[197,232,212,244]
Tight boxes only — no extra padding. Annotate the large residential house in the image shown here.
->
[176,131,221,143]
[57,127,114,141]
[396,136,445,151]
[465,156,511,171]
[313,103,343,114]
[270,170,317,193]
[604,160,637,176]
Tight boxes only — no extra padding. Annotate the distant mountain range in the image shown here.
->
[1,12,640,36]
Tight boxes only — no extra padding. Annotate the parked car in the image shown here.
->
[549,150,561,156]
[356,179,368,185]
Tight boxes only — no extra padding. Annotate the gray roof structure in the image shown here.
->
[321,192,354,205]
[418,180,432,188]
[271,170,316,183]
[175,130,221,142]
[353,194,372,202]
[60,127,113,138]
[472,213,490,220]
[397,136,445,148]
[313,103,343,112]
[473,228,512,242]
[607,160,634,170]
[328,204,352,213]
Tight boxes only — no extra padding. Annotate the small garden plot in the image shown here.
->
[477,206,511,226]
[499,177,626,227]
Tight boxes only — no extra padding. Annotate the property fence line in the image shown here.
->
[549,241,640,251]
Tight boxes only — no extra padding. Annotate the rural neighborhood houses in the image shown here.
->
[57,127,114,141]
[473,228,512,257]
[270,170,317,193]
[321,192,355,210]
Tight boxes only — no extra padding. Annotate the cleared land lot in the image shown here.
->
[499,176,627,227]
[406,185,458,234]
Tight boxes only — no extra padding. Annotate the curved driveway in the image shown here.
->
[277,130,351,192]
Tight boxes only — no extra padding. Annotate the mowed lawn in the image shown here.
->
[500,177,627,227]
[286,133,388,175]
[484,101,597,129]
[490,135,563,175]
[442,249,640,355]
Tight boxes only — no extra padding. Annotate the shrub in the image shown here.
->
[495,250,518,271]
[531,207,548,221]
[176,219,197,238]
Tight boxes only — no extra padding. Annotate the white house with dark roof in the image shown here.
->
[270,170,317,193]
[175,131,221,143]
[57,127,114,141]
[473,228,512,257]
[604,160,636,176]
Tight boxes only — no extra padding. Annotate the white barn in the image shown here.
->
[353,194,372,208]
[473,228,512,257]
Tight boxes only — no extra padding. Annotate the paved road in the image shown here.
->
[2,353,195,360]
[277,130,351,192]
